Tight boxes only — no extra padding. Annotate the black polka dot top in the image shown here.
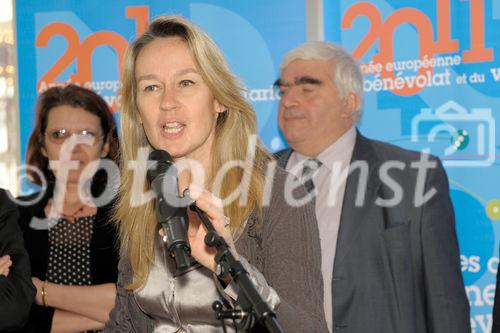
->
[46,215,94,286]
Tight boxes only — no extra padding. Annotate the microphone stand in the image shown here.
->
[190,205,284,333]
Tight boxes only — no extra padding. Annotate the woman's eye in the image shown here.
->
[144,85,158,92]
[179,80,194,88]
[52,130,67,138]
[79,130,96,139]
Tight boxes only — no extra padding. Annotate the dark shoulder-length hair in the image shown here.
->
[26,84,120,186]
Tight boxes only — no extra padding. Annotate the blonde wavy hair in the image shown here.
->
[115,15,272,289]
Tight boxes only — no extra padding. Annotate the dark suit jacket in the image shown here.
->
[15,189,119,333]
[276,131,470,333]
[0,189,35,332]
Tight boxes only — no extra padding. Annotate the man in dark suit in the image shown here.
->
[274,41,470,333]
[0,188,35,331]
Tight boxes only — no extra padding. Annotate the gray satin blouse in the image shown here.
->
[135,232,279,332]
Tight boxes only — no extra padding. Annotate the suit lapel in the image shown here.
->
[333,132,382,269]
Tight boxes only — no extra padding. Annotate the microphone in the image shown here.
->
[147,149,194,274]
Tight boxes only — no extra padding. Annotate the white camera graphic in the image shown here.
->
[411,100,496,167]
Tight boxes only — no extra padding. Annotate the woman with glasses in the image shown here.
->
[15,84,120,332]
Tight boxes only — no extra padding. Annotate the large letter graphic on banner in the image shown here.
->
[36,24,127,88]
[375,8,435,96]
[35,22,80,90]
[341,2,382,61]
[435,0,458,53]
[35,6,150,107]
[342,0,493,96]
[72,32,128,84]
[342,3,435,95]
[462,0,493,62]
[126,6,149,36]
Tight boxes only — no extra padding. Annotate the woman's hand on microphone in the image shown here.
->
[187,185,237,273]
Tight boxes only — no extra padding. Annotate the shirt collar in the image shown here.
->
[288,126,357,173]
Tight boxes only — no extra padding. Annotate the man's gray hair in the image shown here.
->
[281,41,364,116]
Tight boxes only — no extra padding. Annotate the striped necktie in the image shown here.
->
[301,158,322,193]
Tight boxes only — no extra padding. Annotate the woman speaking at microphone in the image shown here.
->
[104,15,327,333]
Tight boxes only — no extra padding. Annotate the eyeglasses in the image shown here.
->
[44,129,105,145]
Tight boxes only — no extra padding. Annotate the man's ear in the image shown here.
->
[341,92,360,119]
